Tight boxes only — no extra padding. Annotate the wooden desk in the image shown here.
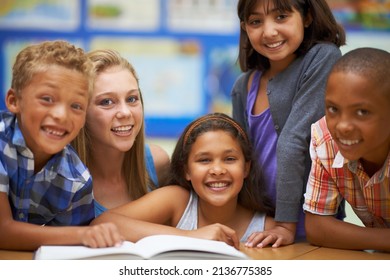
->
[239,243,390,260]
[240,242,320,260]
[295,247,390,260]
[0,250,33,260]
[1,243,389,260]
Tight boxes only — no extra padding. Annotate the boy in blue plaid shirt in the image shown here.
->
[0,40,123,250]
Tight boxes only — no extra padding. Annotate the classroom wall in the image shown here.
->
[0,0,241,138]
[0,0,389,139]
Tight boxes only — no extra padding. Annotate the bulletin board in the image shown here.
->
[0,0,389,138]
[0,0,241,138]
[326,0,390,54]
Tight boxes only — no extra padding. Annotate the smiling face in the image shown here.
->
[325,71,390,167]
[86,66,143,153]
[185,130,250,208]
[6,65,89,167]
[243,0,310,69]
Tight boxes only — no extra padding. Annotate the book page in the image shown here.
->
[34,235,248,260]
[133,235,248,259]
[34,241,138,260]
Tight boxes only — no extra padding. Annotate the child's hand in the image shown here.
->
[187,223,239,249]
[244,222,295,248]
[80,222,124,248]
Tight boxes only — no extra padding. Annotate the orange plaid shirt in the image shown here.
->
[303,117,390,228]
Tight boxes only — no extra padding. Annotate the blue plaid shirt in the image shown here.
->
[0,111,94,226]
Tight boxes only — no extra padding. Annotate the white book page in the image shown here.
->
[34,235,248,260]
[34,241,137,260]
[133,235,247,259]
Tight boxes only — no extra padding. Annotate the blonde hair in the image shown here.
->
[11,40,93,96]
[72,49,151,200]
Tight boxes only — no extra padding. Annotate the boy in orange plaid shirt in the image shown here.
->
[303,47,390,252]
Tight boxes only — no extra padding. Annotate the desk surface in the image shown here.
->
[295,247,390,260]
[1,242,389,260]
[0,250,33,260]
[239,243,390,260]
[240,242,319,260]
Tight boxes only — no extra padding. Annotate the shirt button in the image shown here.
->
[19,212,25,219]
[274,125,279,130]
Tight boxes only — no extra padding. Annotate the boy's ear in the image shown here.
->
[5,89,20,113]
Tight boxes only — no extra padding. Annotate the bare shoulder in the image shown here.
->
[151,185,190,211]
[138,185,190,204]
[158,185,191,225]
[149,143,171,185]
[142,185,190,225]
[152,185,190,199]
[110,185,190,224]
[149,143,170,163]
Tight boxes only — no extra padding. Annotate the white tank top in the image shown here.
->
[176,191,266,242]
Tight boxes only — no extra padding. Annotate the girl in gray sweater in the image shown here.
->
[232,0,346,247]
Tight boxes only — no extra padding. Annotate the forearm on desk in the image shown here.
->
[305,212,390,252]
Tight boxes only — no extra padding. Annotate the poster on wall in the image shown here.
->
[86,0,160,31]
[166,0,239,34]
[327,0,390,31]
[0,0,79,31]
[326,0,390,52]
[206,45,240,115]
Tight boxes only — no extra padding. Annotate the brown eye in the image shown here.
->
[356,109,369,117]
[71,103,83,111]
[326,106,338,114]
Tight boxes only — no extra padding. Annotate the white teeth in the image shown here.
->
[208,182,227,188]
[44,128,65,136]
[339,139,360,146]
[266,41,283,48]
[112,125,132,132]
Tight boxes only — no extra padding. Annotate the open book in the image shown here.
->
[34,235,249,260]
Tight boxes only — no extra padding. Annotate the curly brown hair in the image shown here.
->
[11,40,93,96]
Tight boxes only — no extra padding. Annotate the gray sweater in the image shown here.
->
[231,43,342,223]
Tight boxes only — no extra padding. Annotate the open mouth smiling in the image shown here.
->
[111,125,133,134]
